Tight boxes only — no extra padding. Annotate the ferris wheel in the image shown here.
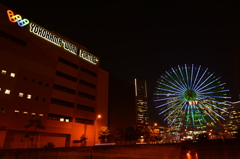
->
[153,64,231,131]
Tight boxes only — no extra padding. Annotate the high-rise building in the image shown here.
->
[222,101,240,134]
[108,75,137,141]
[0,4,108,148]
[134,78,149,126]
[234,45,240,100]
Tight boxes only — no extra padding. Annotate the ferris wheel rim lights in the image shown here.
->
[154,64,231,130]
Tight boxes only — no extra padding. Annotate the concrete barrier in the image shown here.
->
[0,140,240,159]
[0,144,182,159]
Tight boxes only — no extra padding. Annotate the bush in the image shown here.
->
[44,142,55,149]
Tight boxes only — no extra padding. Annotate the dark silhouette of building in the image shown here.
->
[108,75,137,142]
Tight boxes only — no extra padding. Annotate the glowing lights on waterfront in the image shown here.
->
[154,64,231,130]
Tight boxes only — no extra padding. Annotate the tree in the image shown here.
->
[125,126,137,141]
[79,134,87,146]
[98,126,110,143]
[24,119,45,148]
[113,127,125,141]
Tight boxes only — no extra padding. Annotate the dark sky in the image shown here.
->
[1,1,240,122]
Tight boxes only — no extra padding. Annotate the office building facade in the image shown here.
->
[0,4,108,148]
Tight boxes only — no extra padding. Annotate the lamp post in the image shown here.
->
[154,123,157,134]
[94,114,101,146]
[153,123,158,144]
[154,123,157,128]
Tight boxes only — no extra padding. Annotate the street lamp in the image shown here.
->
[94,114,101,145]
[154,123,157,133]
[154,123,157,127]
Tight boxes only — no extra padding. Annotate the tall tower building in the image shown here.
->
[134,78,149,126]
[234,44,240,100]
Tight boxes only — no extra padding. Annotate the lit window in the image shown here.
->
[14,110,19,114]
[1,70,6,75]
[5,89,10,94]
[27,94,31,99]
[19,92,24,97]
[39,114,43,117]
[0,88,1,91]
[10,73,15,77]
[31,113,36,117]
[23,112,28,116]
[60,118,64,122]
[65,119,69,122]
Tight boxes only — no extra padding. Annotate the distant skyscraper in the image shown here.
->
[108,75,137,141]
[134,78,149,126]
[222,101,240,133]
[234,45,240,100]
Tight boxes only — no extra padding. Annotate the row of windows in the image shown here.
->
[1,71,95,102]
[56,71,77,82]
[0,29,27,47]
[78,91,95,100]
[1,70,50,88]
[48,113,72,122]
[14,110,43,117]
[53,84,75,95]
[55,71,97,89]
[58,57,97,77]
[75,118,94,125]
[56,71,96,90]
[0,88,11,95]
[18,92,30,99]
[52,83,96,100]
[23,76,50,87]
[2,87,94,103]
[50,98,95,112]
[1,70,15,77]
[80,67,97,77]
[48,113,94,125]
[79,80,96,89]
[58,57,79,69]
[1,89,47,101]
[76,104,95,112]
[7,108,93,125]
[51,98,74,108]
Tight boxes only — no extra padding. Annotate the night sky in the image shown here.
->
[1,1,240,123]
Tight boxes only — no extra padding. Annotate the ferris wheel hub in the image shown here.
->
[184,90,197,101]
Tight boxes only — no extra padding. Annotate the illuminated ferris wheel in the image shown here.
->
[153,64,231,131]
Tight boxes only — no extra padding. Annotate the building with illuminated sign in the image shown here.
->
[0,4,108,149]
